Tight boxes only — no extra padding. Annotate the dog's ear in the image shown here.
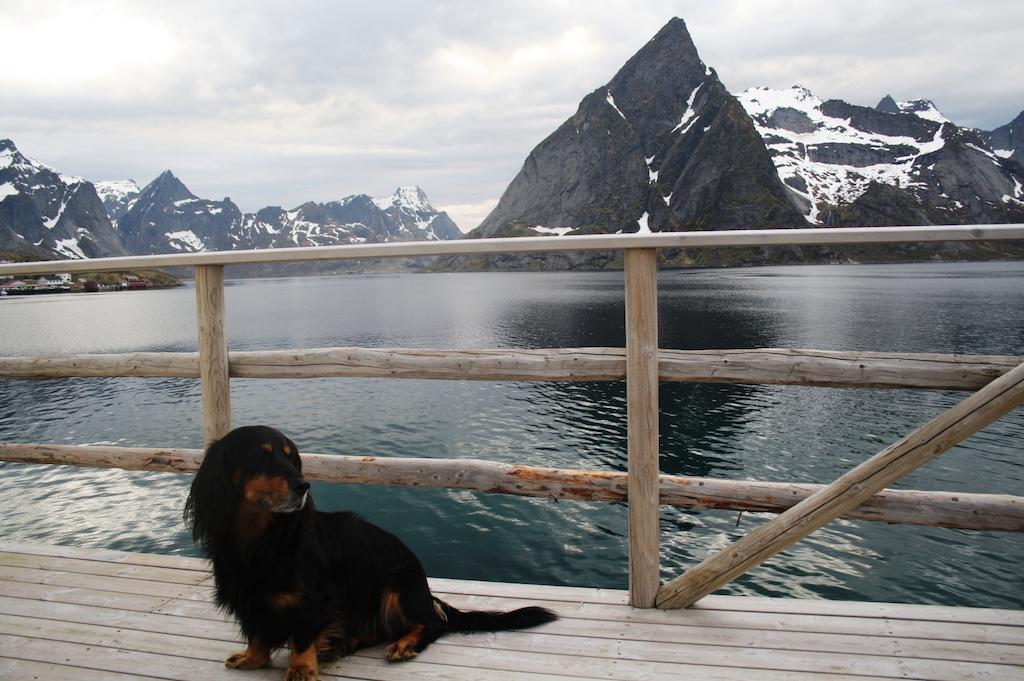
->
[284,434,302,473]
[184,436,236,547]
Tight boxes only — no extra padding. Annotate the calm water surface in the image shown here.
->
[1,262,1022,608]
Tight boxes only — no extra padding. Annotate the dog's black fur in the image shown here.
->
[185,425,556,680]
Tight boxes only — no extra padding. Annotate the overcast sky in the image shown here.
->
[3,1,1022,231]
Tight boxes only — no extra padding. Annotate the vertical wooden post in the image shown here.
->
[624,248,660,608]
[195,265,231,446]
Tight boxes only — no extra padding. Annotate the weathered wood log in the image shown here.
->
[0,347,1019,390]
[625,248,661,608]
[0,443,1020,531]
[0,225,1021,277]
[195,265,231,445]
[230,347,626,381]
[656,348,1023,390]
[655,361,1024,610]
[0,352,200,378]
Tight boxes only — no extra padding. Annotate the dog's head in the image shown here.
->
[184,425,310,546]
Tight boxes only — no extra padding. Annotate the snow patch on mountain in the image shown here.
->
[372,186,433,214]
[94,180,141,223]
[737,86,950,222]
[95,180,140,201]
[896,99,950,123]
[671,82,703,134]
[636,211,651,233]
[166,230,206,252]
[54,237,87,259]
[42,184,79,230]
[606,91,628,121]
[532,225,574,236]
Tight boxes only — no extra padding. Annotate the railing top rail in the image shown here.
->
[0,224,1021,277]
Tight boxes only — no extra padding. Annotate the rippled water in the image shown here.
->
[1,262,1022,607]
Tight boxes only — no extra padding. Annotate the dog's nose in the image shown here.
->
[290,479,310,495]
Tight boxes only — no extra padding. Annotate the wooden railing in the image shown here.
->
[2,224,1023,610]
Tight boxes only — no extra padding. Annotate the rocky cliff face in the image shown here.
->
[984,110,1024,164]
[0,139,127,259]
[471,18,805,245]
[115,171,243,254]
[449,18,806,269]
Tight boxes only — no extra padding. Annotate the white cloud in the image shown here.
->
[0,6,180,95]
[1,0,1021,233]
[437,198,500,233]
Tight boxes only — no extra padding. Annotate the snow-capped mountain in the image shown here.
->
[230,187,460,252]
[94,180,141,221]
[112,170,459,255]
[0,139,127,259]
[875,95,950,123]
[737,86,1024,226]
[373,186,462,241]
[433,17,1022,270]
[1,140,460,261]
[459,17,804,270]
[115,171,243,254]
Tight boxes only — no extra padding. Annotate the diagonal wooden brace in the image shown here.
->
[656,361,1024,610]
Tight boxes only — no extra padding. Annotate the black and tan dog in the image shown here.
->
[185,425,556,680]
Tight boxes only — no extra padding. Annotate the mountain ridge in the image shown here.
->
[2,16,1022,269]
[0,145,462,262]
[437,17,1022,270]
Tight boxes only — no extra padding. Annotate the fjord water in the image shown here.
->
[1,261,1022,608]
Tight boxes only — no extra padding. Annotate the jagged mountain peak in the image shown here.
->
[603,16,713,148]
[0,139,50,175]
[876,95,901,114]
[138,169,195,204]
[152,169,186,187]
[0,138,126,260]
[372,185,434,213]
[895,98,949,123]
[465,15,805,249]
[873,95,948,122]
[630,16,699,67]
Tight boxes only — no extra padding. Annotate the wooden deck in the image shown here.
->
[0,542,1020,680]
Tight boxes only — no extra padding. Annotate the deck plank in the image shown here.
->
[0,541,1021,681]
[4,592,1019,666]
[0,551,208,585]
[0,540,207,571]
[0,657,161,681]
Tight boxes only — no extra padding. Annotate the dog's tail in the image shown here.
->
[433,596,557,633]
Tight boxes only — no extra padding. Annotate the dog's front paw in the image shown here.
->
[385,640,418,662]
[285,663,317,681]
[225,648,269,669]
